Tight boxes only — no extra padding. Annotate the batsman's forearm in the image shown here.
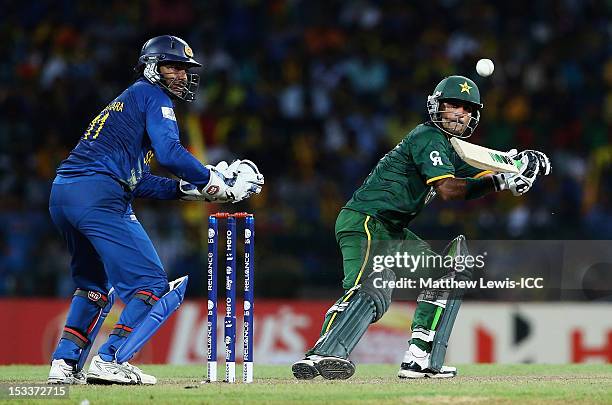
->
[434,176,495,200]
[464,176,496,199]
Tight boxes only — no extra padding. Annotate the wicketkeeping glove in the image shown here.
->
[225,159,265,203]
[179,159,264,203]
[179,163,237,203]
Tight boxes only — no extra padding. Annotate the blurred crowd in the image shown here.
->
[1,0,610,298]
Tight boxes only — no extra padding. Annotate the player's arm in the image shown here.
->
[435,155,541,200]
[433,176,496,201]
[442,158,497,201]
[143,97,211,187]
[142,92,240,202]
[411,132,464,200]
[439,149,543,200]
[131,169,235,202]
[133,172,179,200]
[140,90,264,203]
[436,144,547,200]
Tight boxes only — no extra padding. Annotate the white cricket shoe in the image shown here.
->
[86,355,157,385]
[397,344,457,379]
[47,359,87,385]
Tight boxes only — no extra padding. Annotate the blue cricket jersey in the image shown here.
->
[57,78,209,199]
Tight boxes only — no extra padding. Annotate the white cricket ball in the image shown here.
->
[476,58,494,77]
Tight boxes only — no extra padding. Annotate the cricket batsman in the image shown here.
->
[292,75,550,380]
[47,35,264,385]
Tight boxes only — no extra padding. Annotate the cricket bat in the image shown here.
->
[450,137,521,173]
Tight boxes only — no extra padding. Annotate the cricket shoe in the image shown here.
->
[397,344,457,379]
[86,355,157,385]
[47,359,87,385]
[292,355,356,380]
[313,356,355,380]
[292,356,320,380]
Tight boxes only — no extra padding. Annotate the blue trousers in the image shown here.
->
[49,174,169,362]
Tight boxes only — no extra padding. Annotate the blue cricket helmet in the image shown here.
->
[136,35,201,102]
[137,35,202,69]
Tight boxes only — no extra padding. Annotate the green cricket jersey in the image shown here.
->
[345,122,491,230]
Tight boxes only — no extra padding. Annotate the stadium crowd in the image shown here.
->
[0,1,610,298]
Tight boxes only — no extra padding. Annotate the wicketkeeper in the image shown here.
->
[47,35,264,385]
[292,75,551,380]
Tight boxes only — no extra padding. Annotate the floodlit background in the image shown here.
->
[1,1,611,365]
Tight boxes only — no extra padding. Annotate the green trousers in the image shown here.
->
[317,208,444,353]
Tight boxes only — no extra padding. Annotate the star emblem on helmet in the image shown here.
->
[184,46,193,58]
[459,81,472,94]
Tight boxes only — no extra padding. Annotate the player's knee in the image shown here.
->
[146,276,170,299]
[131,284,167,307]
[118,274,168,304]
[443,235,473,281]
[360,268,395,322]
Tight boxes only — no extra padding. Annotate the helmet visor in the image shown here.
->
[429,98,481,138]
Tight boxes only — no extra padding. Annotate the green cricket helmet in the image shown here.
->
[427,75,483,138]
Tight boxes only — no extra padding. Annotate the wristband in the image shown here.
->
[465,177,495,199]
